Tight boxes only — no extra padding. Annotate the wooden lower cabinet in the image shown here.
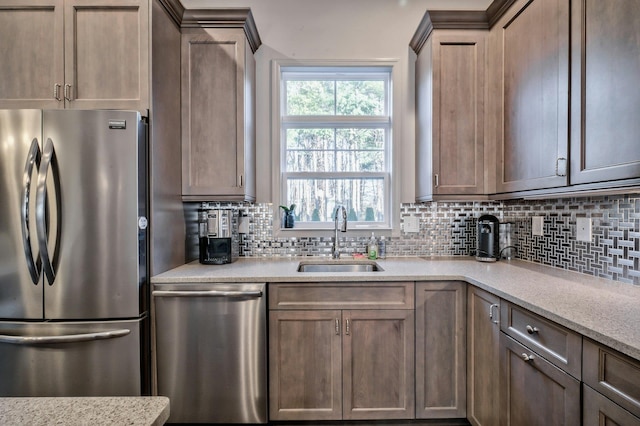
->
[343,309,415,420]
[467,286,500,426]
[499,333,580,426]
[268,293,414,422]
[415,281,467,418]
[583,384,640,426]
[268,310,342,421]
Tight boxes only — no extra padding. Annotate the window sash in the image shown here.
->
[279,66,392,229]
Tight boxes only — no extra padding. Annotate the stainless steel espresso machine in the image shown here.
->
[198,208,239,264]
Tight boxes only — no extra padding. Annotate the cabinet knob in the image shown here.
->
[526,325,539,335]
[521,353,535,362]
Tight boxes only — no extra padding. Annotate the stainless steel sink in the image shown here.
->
[297,261,383,273]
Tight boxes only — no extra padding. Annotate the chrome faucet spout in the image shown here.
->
[332,206,348,258]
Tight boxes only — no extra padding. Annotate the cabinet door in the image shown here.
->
[432,33,486,197]
[570,0,640,184]
[181,28,254,201]
[64,0,149,111]
[268,310,342,421]
[0,1,64,109]
[415,281,466,418]
[343,309,415,420]
[583,384,640,426]
[490,0,569,193]
[500,334,580,426]
[415,31,486,201]
[467,287,500,426]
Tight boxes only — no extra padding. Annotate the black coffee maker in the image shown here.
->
[476,214,499,262]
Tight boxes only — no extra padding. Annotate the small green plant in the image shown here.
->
[279,204,296,214]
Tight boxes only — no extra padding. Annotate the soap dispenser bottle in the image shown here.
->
[367,232,378,260]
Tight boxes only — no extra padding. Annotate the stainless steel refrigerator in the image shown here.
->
[0,109,148,397]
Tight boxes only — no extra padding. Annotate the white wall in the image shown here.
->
[182,0,491,203]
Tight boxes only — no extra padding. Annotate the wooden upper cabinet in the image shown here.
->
[64,0,149,111]
[489,0,570,193]
[0,1,64,109]
[570,0,640,185]
[0,0,149,111]
[412,19,487,200]
[180,11,260,202]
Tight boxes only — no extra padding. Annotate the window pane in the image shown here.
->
[286,150,336,172]
[286,178,385,222]
[286,80,335,115]
[336,150,384,172]
[335,128,384,150]
[336,80,385,115]
[286,129,335,150]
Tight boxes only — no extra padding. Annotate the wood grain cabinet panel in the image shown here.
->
[181,26,256,201]
[499,333,580,426]
[268,310,343,421]
[415,281,466,418]
[570,0,640,185]
[500,301,582,379]
[583,384,640,426]
[489,0,570,193]
[268,283,414,422]
[583,338,640,419]
[0,0,149,111]
[412,26,487,201]
[467,286,500,426]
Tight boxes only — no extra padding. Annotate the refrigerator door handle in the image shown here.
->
[21,138,42,284]
[153,290,263,298]
[0,329,131,345]
[36,138,60,285]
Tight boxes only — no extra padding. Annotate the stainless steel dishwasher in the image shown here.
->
[152,282,266,424]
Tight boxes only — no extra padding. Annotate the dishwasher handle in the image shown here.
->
[153,290,263,298]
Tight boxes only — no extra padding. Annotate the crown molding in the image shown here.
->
[409,0,517,54]
[156,0,184,27]
[181,8,262,53]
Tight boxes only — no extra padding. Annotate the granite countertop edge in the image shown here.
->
[152,257,640,361]
[0,396,170,426]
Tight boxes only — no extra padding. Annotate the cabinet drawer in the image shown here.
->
[500,302,582,378]
[269,282,414,310]
[583,339,640,418]
[583,384,640,426]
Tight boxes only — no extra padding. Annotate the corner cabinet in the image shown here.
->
[411,15,487,201]
[415,281,467,418]
[0,0,149,111]
[180,10,260,202]
[268,282,415,422]
[488,0,570,193]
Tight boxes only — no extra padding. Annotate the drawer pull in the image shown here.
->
[526,325,539,335]
[489,303,499,324]
[522,353,535,362]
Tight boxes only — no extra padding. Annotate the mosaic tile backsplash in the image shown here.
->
[189,193,640,285]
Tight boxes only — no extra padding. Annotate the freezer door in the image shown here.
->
[40,110,146,319]
[0,318,142,396]
[0,110,44,319]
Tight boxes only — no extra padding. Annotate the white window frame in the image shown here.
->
[271,59,400,236]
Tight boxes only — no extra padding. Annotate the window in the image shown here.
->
[278,65,392,229]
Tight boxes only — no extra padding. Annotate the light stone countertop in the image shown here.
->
[152,257,640,361]
[0,396,170,426]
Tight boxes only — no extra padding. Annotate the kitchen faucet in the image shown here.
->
[332,205,348,259]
